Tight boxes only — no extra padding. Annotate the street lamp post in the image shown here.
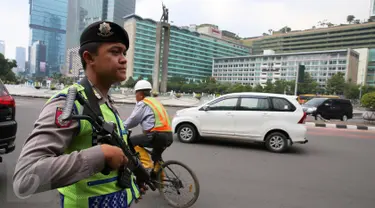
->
[294,68,299,96]
[359,69,365,101]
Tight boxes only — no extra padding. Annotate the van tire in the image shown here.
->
[341,114,348,121]
[265,132,289,153]
[177,123,198,143]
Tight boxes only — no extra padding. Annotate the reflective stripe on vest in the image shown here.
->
[143,97,172,132]
[47,84,140,208]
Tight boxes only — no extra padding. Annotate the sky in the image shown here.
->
[0,0,371,60]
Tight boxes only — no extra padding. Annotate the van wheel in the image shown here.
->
[341,114,348,121]
[265,132,289,153]
[177,123,198,143]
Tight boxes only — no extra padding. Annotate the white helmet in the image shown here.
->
[134,80,152,92]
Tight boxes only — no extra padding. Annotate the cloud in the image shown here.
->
[0,0,29,59]
[136,0,371,37]
[0,0,371,60]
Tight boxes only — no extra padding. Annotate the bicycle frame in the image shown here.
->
[135,146,185,191]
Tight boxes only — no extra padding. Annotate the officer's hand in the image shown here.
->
[101,144,128,170]
[135,182,148,203]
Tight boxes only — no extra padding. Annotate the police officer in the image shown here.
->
[13,21,144,207]
[123,80,173,174]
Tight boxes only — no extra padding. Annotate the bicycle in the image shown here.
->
[59,86,200,208]
[127,130,200,208]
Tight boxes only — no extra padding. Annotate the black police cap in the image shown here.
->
[79,21,129,50]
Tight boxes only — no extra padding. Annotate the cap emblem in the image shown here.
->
[98,22,114,37]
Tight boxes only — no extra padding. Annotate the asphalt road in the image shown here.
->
[0,97,375,208]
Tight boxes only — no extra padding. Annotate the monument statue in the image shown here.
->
[160,3,169,22]
[154,2,171,93]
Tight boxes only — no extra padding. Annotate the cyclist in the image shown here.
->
[123,80,173,177]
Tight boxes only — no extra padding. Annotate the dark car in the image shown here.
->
[0,79,17,161]
[302,98,353,121]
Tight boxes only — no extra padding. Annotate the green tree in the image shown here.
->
[347,15,355,24]
[203,76,217,84]
[217,82,231,94]
[279,26,292,33]
[124,76,136,88]
[228,83,245,93]
[360,85,375,95]
[361,92,375,109]
[326,72,346,95]
[298,72,319,94]
[344,83,360,99]
[136,75,144,81]
[263,79,274,93]
[273,80,289,94]
[169,76,187,84]
[146,75,153,85]
[253,84,264,92]
[0,53,17,83]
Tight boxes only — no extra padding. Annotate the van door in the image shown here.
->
[330,100,343,119]
[319,99,333,119]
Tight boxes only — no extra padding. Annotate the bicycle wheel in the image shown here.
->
[156,160,200,208]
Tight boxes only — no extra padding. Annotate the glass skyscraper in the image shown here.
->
[124,15,251,81]
[29,0,68,76]
[66,0,136,49]
[16,47,26,72]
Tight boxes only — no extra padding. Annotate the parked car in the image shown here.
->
[297,94,340,104]
[0,79,17,162]
[302,98,353,121]
[172,92,308,153]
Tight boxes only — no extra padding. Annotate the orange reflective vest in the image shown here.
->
[143,97,172,132]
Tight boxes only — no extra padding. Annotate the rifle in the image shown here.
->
[59,86,156,191]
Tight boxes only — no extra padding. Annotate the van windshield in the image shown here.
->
[304,98,328,107]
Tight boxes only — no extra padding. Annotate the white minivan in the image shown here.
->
[172,92,308,153]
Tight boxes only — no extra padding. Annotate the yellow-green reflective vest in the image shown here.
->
[143,97,172,132]
[46,83,140,208]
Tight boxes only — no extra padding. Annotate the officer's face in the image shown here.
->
[92,43,128,83]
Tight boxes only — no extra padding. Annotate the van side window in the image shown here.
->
[323,100,332,106]
[239,97,270,111]
[209,98,238,111]
[271,98,295,111]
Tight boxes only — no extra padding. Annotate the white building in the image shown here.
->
[0,40,5,56]
[15,47,26,72]
[65,47,84,80]
[212,49,359,88]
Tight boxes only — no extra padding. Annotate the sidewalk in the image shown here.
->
[6,85,202,108]
[305,121,375,131]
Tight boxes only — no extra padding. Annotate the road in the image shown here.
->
[0,97,375,208]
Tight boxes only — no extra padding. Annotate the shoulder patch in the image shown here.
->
[55,107,72,128]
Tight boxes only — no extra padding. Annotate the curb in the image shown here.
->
[305,122,375,131]
[114,99,197,108]
[11,94,198,108]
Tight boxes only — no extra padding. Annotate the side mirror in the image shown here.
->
[202,105,210,111]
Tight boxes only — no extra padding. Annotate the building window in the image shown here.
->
[329,60,337,65]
